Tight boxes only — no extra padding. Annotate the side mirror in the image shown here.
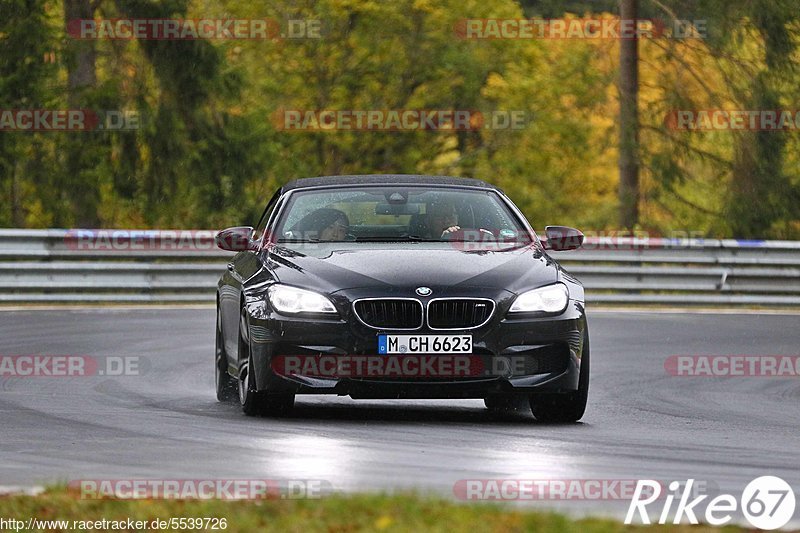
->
[215,226,254,251]
[543,226,584,251]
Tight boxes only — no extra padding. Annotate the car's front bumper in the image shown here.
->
[244,297,587,399]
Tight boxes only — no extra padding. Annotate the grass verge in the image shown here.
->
[0,489,752,532]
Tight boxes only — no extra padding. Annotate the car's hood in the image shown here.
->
[264,242,558,296]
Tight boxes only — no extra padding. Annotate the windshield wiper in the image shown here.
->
[277,238,319,243]
[354,235,439,242]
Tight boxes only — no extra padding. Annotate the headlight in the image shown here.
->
[267,284,337,315]
[509,283,569,314]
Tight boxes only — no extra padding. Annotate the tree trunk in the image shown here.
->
[618,0,639,230]
[64,0,96,104]
[63,0,100,226]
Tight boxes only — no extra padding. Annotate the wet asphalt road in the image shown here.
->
[1,308,798,526]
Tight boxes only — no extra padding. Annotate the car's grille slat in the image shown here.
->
[428,299,494,329]
[354,299,422,329]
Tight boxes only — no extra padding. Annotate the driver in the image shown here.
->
[426,202,460,239]
[423,201,496,241]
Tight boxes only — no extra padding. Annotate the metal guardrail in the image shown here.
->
[0,229,799,305]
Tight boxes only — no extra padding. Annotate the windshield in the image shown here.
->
[274,186,532,245]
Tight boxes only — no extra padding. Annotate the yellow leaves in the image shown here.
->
[558,93,578,109]
[374,514,393,529]
[411,0,435,14]
[429,140,461,173]
[483,72,509,94]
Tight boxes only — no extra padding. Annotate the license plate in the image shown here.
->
[378,334,472,354]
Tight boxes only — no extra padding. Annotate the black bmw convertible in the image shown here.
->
[215,175,589,421]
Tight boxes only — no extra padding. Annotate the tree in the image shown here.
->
[618,0,639,229]
[0,0,57,227]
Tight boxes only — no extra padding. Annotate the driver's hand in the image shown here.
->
[440,226,461,237]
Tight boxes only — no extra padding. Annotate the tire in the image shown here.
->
[215,304,237,402]
[529,329,590,422]
[237,307,294,416]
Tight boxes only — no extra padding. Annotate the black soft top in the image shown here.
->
[282,174,497,191]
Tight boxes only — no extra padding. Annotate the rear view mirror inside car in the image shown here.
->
[375,203,421,215]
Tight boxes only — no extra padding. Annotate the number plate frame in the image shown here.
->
[377,334,472,354]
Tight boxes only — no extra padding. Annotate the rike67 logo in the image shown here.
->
[626,476,796,530]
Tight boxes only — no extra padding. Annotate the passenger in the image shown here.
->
[292,208,349,241]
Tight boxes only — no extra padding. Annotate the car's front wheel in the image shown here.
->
[215,303,236,402]
[528,329,590,422]
[237,307,294,416]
